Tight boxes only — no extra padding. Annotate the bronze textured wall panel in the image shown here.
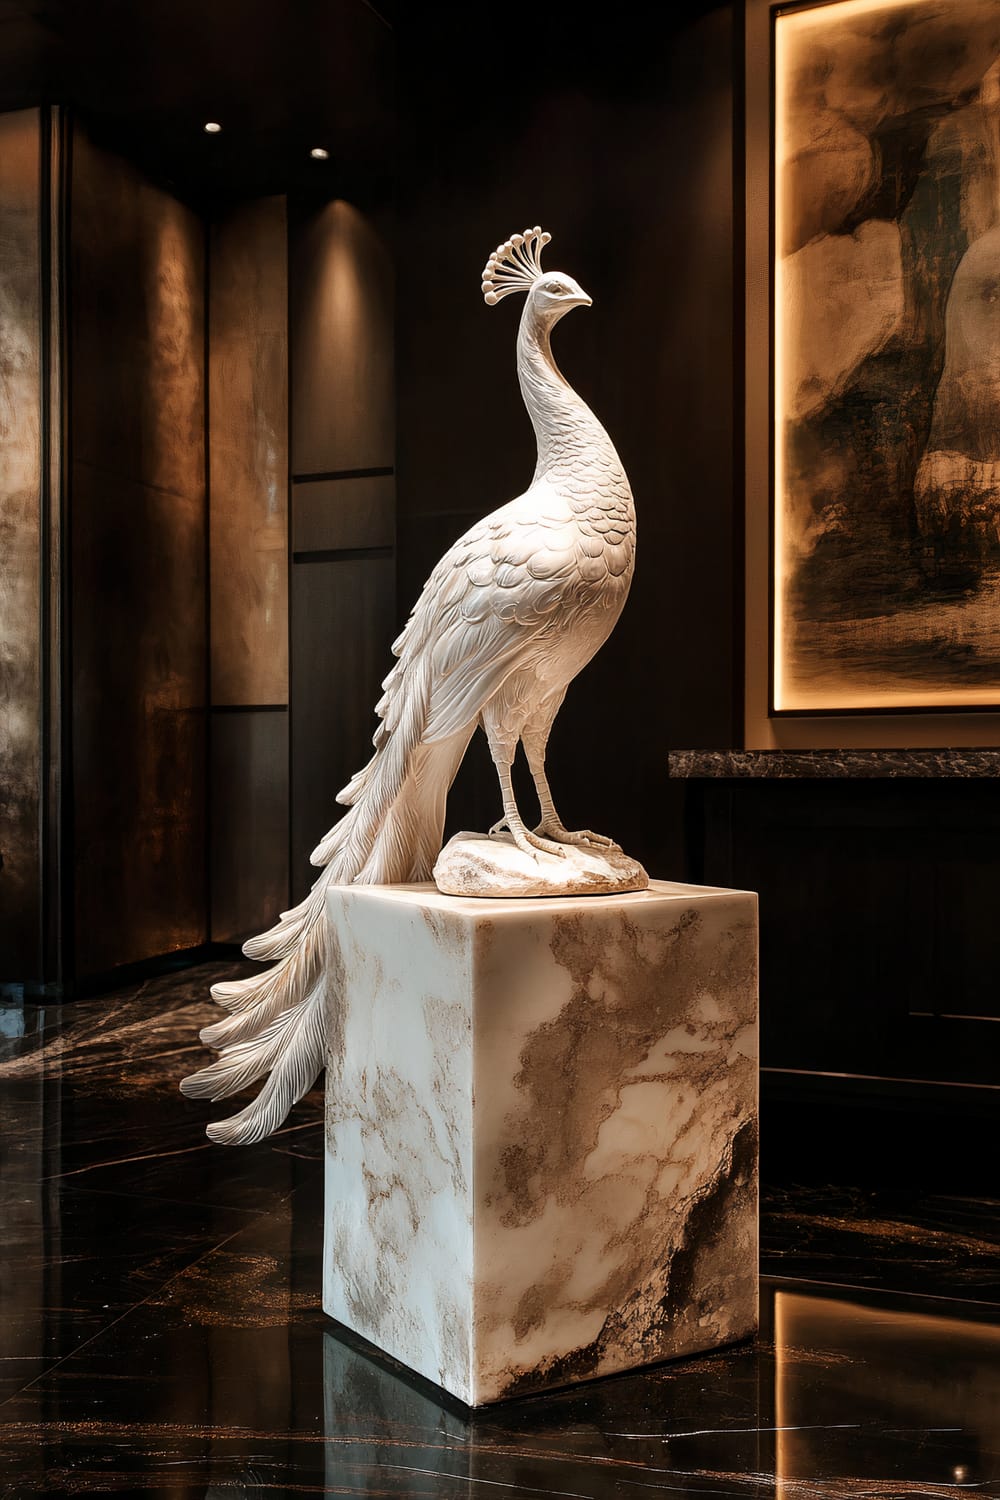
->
[210,710,289,944]
[70,127,207,977]
[208,196,290,940]
[0,109,42,978]
[290,557,394,898]
[209,197,288,707]
[290,201,393,476]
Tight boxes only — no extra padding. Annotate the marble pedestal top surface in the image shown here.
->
[323,879,759,1405]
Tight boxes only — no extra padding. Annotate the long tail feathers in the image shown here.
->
[201,983,328,1146]
[180,660,467,1146]
[179,860,335,1144]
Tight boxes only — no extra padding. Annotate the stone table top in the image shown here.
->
[667,748,1000,779]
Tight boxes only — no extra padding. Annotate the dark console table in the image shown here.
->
[668,749,1000,1185]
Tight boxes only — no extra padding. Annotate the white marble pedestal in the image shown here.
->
[323,879,758,1406]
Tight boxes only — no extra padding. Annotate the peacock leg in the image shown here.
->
[484,719,566,858]
[522,716,622,852]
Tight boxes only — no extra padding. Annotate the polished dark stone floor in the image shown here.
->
[1,962,999,1495]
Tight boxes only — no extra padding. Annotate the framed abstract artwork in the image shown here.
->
[770,0,1000,714]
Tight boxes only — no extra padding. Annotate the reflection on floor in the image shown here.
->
[1,962,998,1495]
[763,1183,1000,1305]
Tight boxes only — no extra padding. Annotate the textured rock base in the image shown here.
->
[323,879,758,1406]
[433,828,649,897]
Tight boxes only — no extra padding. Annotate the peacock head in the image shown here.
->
[481,227,591,324]
[529,272,592,321]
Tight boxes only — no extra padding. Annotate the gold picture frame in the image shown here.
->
[746,0,1000,742]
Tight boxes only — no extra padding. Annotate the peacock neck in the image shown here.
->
[516,306,622,487]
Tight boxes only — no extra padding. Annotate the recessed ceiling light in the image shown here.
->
[204,121,222,134]
[310,147,329,160]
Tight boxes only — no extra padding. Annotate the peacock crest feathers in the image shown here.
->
[481,226,551,305]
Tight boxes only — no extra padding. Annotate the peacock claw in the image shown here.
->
[535,822,621,852]
[489,817,567,859]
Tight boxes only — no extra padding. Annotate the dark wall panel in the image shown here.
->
[289,193,396,902]
[292,474,394,554]
[395,5,735,876]
[0,109,42,978]
[290,557,395,898]
[693,779,1000,1090]
[290,200,393,477]
[210,710,289,944]
[209,196,288,708]
[70,126,206,976]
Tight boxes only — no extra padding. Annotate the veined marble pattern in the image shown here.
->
[325,880,758,1404]
[323,889,475,1400]
[763,1184,1000,1302]
[2,960,1000,1492]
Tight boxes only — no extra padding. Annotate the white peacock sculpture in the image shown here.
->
[181,226,638,1145]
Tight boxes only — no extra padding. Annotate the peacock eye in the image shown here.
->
[547,281,567,295]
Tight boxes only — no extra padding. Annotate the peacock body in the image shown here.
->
[181,226,636,1144]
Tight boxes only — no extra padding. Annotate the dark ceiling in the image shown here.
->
[0,0,394,206]
[0,0,733,209]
